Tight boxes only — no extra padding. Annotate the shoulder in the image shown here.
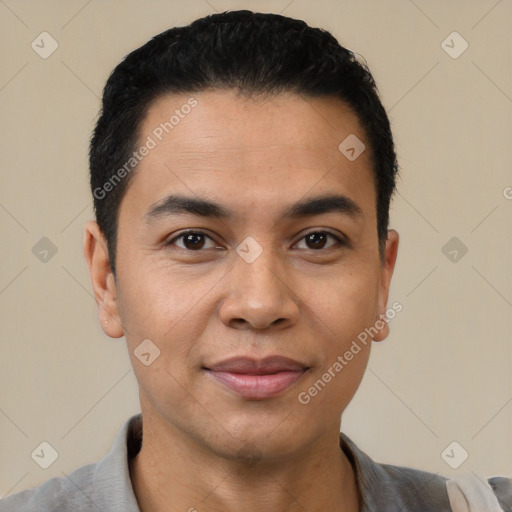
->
[340,432,452,511]
[0,414,142,512]
[375,460,453,511]
[0,462,98,512]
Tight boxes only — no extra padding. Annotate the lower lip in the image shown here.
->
[205,369,307,399]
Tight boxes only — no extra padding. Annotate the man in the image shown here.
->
[0,9,507,512]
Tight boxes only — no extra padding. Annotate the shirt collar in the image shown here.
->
[101,413,404,512]
[91,413,142,511]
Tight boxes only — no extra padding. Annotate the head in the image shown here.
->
[85,10,400,460]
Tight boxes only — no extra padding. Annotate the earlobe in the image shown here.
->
[373,229,399,343]
[83,220,124,339]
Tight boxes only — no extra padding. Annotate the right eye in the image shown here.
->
[165,230,220,251]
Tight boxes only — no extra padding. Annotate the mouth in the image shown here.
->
[202,355,310,400]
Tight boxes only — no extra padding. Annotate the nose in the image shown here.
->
[219,249,300,331]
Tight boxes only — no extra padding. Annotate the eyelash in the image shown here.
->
[165,230,348,252]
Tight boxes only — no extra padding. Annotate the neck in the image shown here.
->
[129,414,360,512]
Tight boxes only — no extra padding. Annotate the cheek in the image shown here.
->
[306,265,380,340]
[116,255,193,331]
[296,341,371,420]
[117,262,221,378]
[293,267,377,402]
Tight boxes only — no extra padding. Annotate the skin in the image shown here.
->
[84,89,399,512]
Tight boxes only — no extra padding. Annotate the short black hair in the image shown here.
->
[89,9,399,277]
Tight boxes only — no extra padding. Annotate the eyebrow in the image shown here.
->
[143,193,364,224]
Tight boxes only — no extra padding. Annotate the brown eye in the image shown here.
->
[296,231,345,250]
[167,231,216,251]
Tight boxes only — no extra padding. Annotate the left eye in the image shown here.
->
[294,231,345,250]
[166,230,345,251]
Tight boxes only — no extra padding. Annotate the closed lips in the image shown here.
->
[203,356,310,399]
[203,355,310,373]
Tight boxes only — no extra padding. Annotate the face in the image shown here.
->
[84,90,399,460]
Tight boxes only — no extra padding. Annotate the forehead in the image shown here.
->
[120,89,376,223]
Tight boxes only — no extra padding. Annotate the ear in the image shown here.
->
[373,229,399,342]
[83,220,124,338]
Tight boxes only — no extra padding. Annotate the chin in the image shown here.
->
[209,417,312,462]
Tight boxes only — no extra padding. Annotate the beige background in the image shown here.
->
[1,0,511,497]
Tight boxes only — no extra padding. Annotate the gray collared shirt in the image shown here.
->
[0,413,458,511]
